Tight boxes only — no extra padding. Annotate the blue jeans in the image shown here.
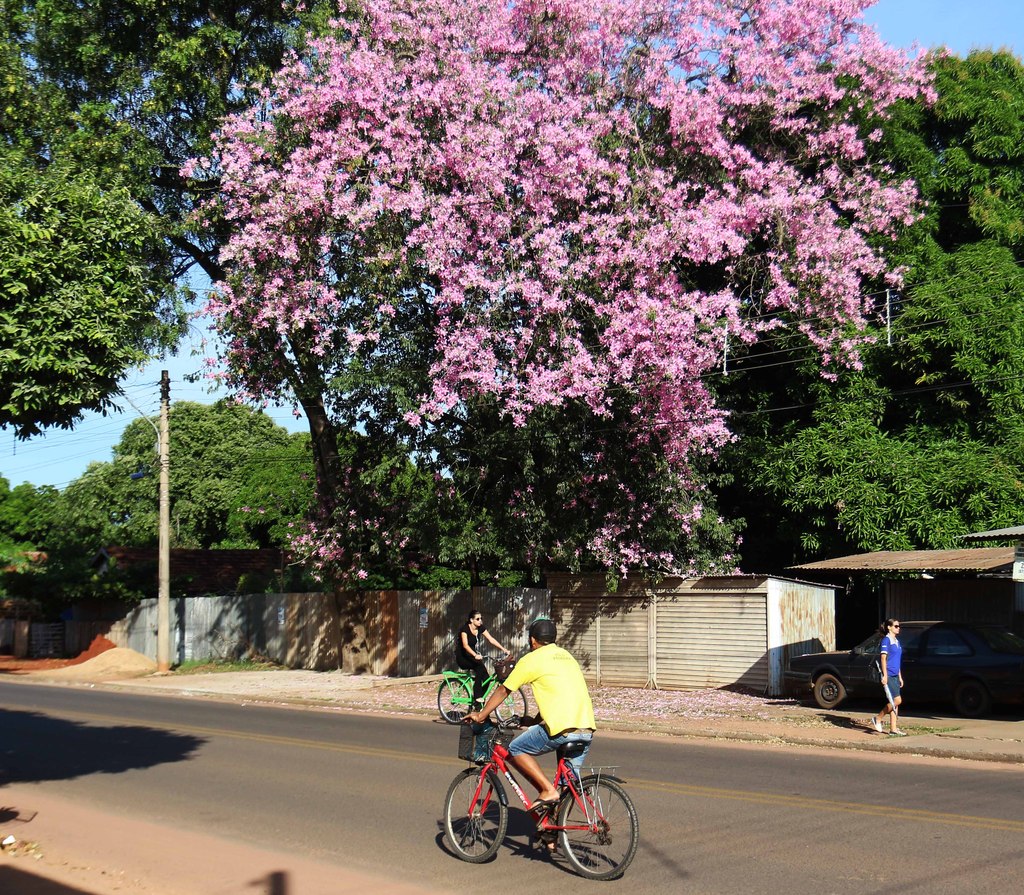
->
[507,724,593,772]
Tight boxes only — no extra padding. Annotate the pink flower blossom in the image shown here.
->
[198,0,930,576]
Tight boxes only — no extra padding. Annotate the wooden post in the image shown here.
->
[157,370,171,672]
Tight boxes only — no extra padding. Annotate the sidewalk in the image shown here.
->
[34,666,1024,764]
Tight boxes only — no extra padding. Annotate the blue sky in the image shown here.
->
[4,0,1024,489]
[864,0,1023,54]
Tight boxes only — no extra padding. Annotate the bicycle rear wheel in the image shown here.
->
[556,775,639,880]
[443,767,508,862]
[493,686,528,725]
[437,677,472,724]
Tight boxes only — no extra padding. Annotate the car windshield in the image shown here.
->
[854,626,924,653]
[975,627,1024,655]
[855,633,882,655]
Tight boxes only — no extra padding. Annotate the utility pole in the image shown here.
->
[157,370,171,672]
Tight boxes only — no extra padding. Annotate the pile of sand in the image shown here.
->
[28,647,157,681]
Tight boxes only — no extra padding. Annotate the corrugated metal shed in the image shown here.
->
[548,573,836,696]
[790,547,1013,574]
[962,525,1024,543]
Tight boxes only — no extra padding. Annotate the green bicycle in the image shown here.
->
[437,656,529,725]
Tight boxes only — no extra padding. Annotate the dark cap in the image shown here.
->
[529,617,557,644]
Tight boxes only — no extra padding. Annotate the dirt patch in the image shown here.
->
[0,655,74,674]
[0,635,119,675]
[67,634,117,666]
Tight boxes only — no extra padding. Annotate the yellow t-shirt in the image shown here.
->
[503,643,596,735]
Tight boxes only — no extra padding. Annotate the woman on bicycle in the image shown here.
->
[457,610,510,707]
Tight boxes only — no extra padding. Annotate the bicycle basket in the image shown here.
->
[458,722,503,763]
[493,657,515,682]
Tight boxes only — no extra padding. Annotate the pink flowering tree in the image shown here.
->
[191,0,930,583]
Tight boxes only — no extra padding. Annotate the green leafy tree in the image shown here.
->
[417,402,738,586]
[52,401,315,551]
[1,26,178,436]
[0,152,178,436]
[0,475,57,576]
[1,402,320,609]
[717,50,1024,570]
[14,0,334,282]
[1,1,333,436]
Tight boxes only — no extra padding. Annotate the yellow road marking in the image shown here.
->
[629,777,1024,833]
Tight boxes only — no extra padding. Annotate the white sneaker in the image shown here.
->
[870,717,883,733]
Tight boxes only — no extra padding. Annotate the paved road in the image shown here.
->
[4,682,1024,894]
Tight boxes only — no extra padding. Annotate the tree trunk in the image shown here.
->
[335,588,370,674]
[298,393,343,515]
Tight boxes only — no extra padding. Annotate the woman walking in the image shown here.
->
[871,619,906,736]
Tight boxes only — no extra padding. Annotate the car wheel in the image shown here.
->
[954,679,992,718]
[812,673,847,710]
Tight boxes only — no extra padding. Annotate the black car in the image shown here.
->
[785,621,1024,718]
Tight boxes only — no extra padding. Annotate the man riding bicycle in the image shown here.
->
[466,617,595,809]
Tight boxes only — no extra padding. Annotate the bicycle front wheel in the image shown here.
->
[556,775,639,880]
[493,686,528,725]
[437,677,472,724]
[443,767,508,863]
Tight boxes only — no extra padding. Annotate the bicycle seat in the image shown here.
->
[556,741,589,760]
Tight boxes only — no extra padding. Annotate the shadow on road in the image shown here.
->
[0,865,294,894]
[819,712,869,732]
[0,708,205,785]
[252,870,289,894]
[0,865,98,894]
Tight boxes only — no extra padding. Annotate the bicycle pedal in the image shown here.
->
[534,830,558,854]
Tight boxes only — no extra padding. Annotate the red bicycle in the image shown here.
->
[443,722,639,880]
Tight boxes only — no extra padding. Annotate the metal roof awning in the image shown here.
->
[961,525,1024,543]
[789,547,1014,574]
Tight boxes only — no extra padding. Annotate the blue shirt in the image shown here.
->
[880,634,902,676]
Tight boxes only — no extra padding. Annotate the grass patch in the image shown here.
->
[904,725,961,736]
[173,657,285,674]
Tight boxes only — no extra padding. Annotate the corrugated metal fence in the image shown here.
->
[365,587,551,676]
[57,587,551,673]
[10,577,836,693]
[65,593,344,669]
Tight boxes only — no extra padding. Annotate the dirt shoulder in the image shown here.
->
[0,785,445,895]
